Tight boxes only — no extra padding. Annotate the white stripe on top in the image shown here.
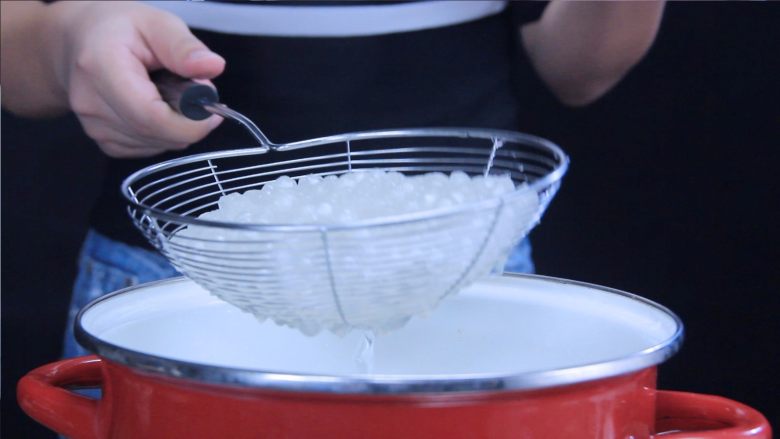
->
[145,1,508,37]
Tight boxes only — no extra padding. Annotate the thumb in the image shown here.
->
[138,10,225,80]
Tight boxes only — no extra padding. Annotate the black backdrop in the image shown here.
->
[2,3,778,437]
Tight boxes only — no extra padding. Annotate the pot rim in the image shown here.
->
[74,273,684,394]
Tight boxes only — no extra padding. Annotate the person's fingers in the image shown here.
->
[89,49,223,147]
[79,114,190,155]
[99,140,172,159]
[77,94,219,148]
[137,10,225,80]
[81,122,176,158]
[64,4,225,152]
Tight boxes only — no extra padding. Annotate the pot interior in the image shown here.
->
[79,275,680,379]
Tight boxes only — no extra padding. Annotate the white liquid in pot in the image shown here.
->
[83,276,678,377]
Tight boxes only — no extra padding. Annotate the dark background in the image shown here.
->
[2,3,778,437]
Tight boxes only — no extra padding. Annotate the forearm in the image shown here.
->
[0,1,75,117]
[522,1,665,107]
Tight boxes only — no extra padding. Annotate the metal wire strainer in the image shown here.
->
[122,75,569,335]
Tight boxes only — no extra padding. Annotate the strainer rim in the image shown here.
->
[120,127,569,232]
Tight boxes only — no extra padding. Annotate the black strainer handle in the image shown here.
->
[151,71,274,149]
[151,70,219,121]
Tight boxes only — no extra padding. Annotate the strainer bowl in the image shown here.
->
[122,128,568,335]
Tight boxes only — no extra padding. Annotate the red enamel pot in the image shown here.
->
[18,275,771,438]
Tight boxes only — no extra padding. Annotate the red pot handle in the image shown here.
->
[17,355,104,439]
[653,390,772,438]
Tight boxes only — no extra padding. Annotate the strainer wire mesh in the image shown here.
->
[122,128,568,334]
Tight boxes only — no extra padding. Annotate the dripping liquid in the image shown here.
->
[354,331,376,374]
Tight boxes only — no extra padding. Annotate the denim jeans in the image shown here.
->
[63,230,180,359]
[63,229,534,358]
